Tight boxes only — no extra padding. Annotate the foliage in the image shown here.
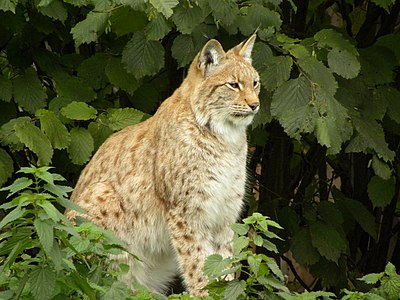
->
[0,0,399,297]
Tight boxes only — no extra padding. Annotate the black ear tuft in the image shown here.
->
[198,39,225,75]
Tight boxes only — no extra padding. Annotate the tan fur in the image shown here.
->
[67,35,260,296]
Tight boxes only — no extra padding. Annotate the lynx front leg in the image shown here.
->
[167,212,213,297]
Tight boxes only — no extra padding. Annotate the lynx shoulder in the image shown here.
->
[67,35,260,296]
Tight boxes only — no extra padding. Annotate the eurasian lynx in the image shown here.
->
[67,35,260,296]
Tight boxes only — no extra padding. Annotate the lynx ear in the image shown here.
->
[232,34,257,63]
[198,39,225,76]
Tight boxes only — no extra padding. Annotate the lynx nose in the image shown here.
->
[249,103,260,112]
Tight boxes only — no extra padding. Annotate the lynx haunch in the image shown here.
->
[67,35,260,296]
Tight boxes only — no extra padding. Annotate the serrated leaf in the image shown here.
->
[36,109,71,149]
[110,6,148,37]
[12,67,47,114]
[0,148,14,186]
[382,86,400,124]
[34,218,54,255]
[314,29,358,56]
[0,177,33,196]
[209,0,238,26]
[260,55,293,91]
[376,33,400,63]
[265,256,285,281]
[317,201,344,225]
[333,188,378,240]
[68,128,94,165]
[149,0,178,18]
[171,2,205,34]
[252,42,273,72]
[223,280,246,300]
[107,108,144,131]
[204,254,232,278]
[368,175,395,208]
[372,155,392,180]
[144,13,172,40]
[279,104,318,139]
[77,53,109,90]
[38,201,63,222]
[103,281,131,300]
[28,266,56,300]
[53,72,96,102]
[291,228,320,266]
[14,121,53,166]
[105,57,140,95]
[0,76,12,102]
[233,235,249,254]
[247,255,261,275]
[171,34,196,68]
[0,0,16,12]
[71,11,109,47]
[310,221,347,262]
[61,101,97,121]
[88,117,113,150]
[328,48,360,79]
[231,223,249,236]
[38,0,68,22]
[0,206,26,229]
[371,0,396,11]
[122,32,165,79]
[238,4,282,35]
[359,272,384,284]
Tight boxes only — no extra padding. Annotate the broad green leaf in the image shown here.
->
[376,33,400,63]
[317,201,344,226]
[34,218,54,255]
[122,32,165,79]
[102,281,131,300]
[231,223,249,236]
[71,11,110,47]
[105,57,140,95]
[204,254,232,278]
[232,235,249,254]
[88,116,113,150]
[0,148,13,186]
[333,188,378,240]
[14,121,53,165]
[61,101,97,121]
[372,155,392,180]
[237,4,282,36]
[368,175,395,208]
[110,6,147,37]
[144,13,172,40]
[252,42,273,72]
[38,0,68,22]
[328,48,360,79]
[0,76,12,102]
[346,116,395,162]
[53,72,96,102]
[36,109,71,149]
[0,177,32,196]
[68,127,94,165]
[69,235,90,252]
[309,221,347,262]
[279,104,318,139]
[260,56,293,91]
[77,53,109,90]
[171,2,206,34]
[0,206,26,229]
[149,0,178,18]
[265,256,285,281]
[38,200,63,222]
[209,0,238,26]
[314,29,358,56]
[223,280,246,300]
[371,0,396,11]
[291,228,320,266]
[28,265,56,300]
[359,272,384,284]
[0,117,30,150]
[298,56,338,96]
[247,255,261,275]
[0,0,16,12]
[171,34,196,68]
[107,108,144,131]
[12,67,47,114]
[383,86,400,124]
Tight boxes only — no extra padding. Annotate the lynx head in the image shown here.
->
[189,35,260,138]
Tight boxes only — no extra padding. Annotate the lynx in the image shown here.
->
[67,35,260,296]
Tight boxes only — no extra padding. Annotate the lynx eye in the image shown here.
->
[253,80,259,88]
[226,82,240,90]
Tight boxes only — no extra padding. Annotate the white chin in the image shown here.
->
[228,114,254,127]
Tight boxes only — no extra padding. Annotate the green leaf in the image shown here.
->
[372,155,392,180]
[238,4,282,36]
[70,235,90,252]
[260,55,293,91]
[231,223,249,236]
[38,0,68,22]
[36,109,71,149]
[371,0,396,11]
[368,175,395,208]
[333,188,378,240]
[122,32,165,79]
[314,29,358,56]
[38,200,63,222]
[68,128,94,165]
[12,67,47,114]
[209,0,238,26]
[0,206,26,229]
[28,265,56,300]
[61,101,97,121]
[171,2,206,34]
[71,11,110,47]
[14,121,53,166]
[291,228,320,266]
[88,116,113,150]
[223,280,246,300]
[0,177,33,196]
[247,255,261,275]
[0,76,12,102]
[34,218,54,255]
[233,235,249,254]
[144,13,172,40]
[328,48,360,79]
[149,0,178,18]
[346,116,395,162]
[376,33,400,63]
[105,57,140,95]
[0,148,14,186]
[359,272,384,284]
[171,34,196,68]
[53,72,96,102]
[383,86,400,124]
[204,254,232,278]
[309,221,347,262]
[77,53,109,90]
[102,281,131,300]
[107,108,144,131]
[110,6,148,37]
[0,0,16,13]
